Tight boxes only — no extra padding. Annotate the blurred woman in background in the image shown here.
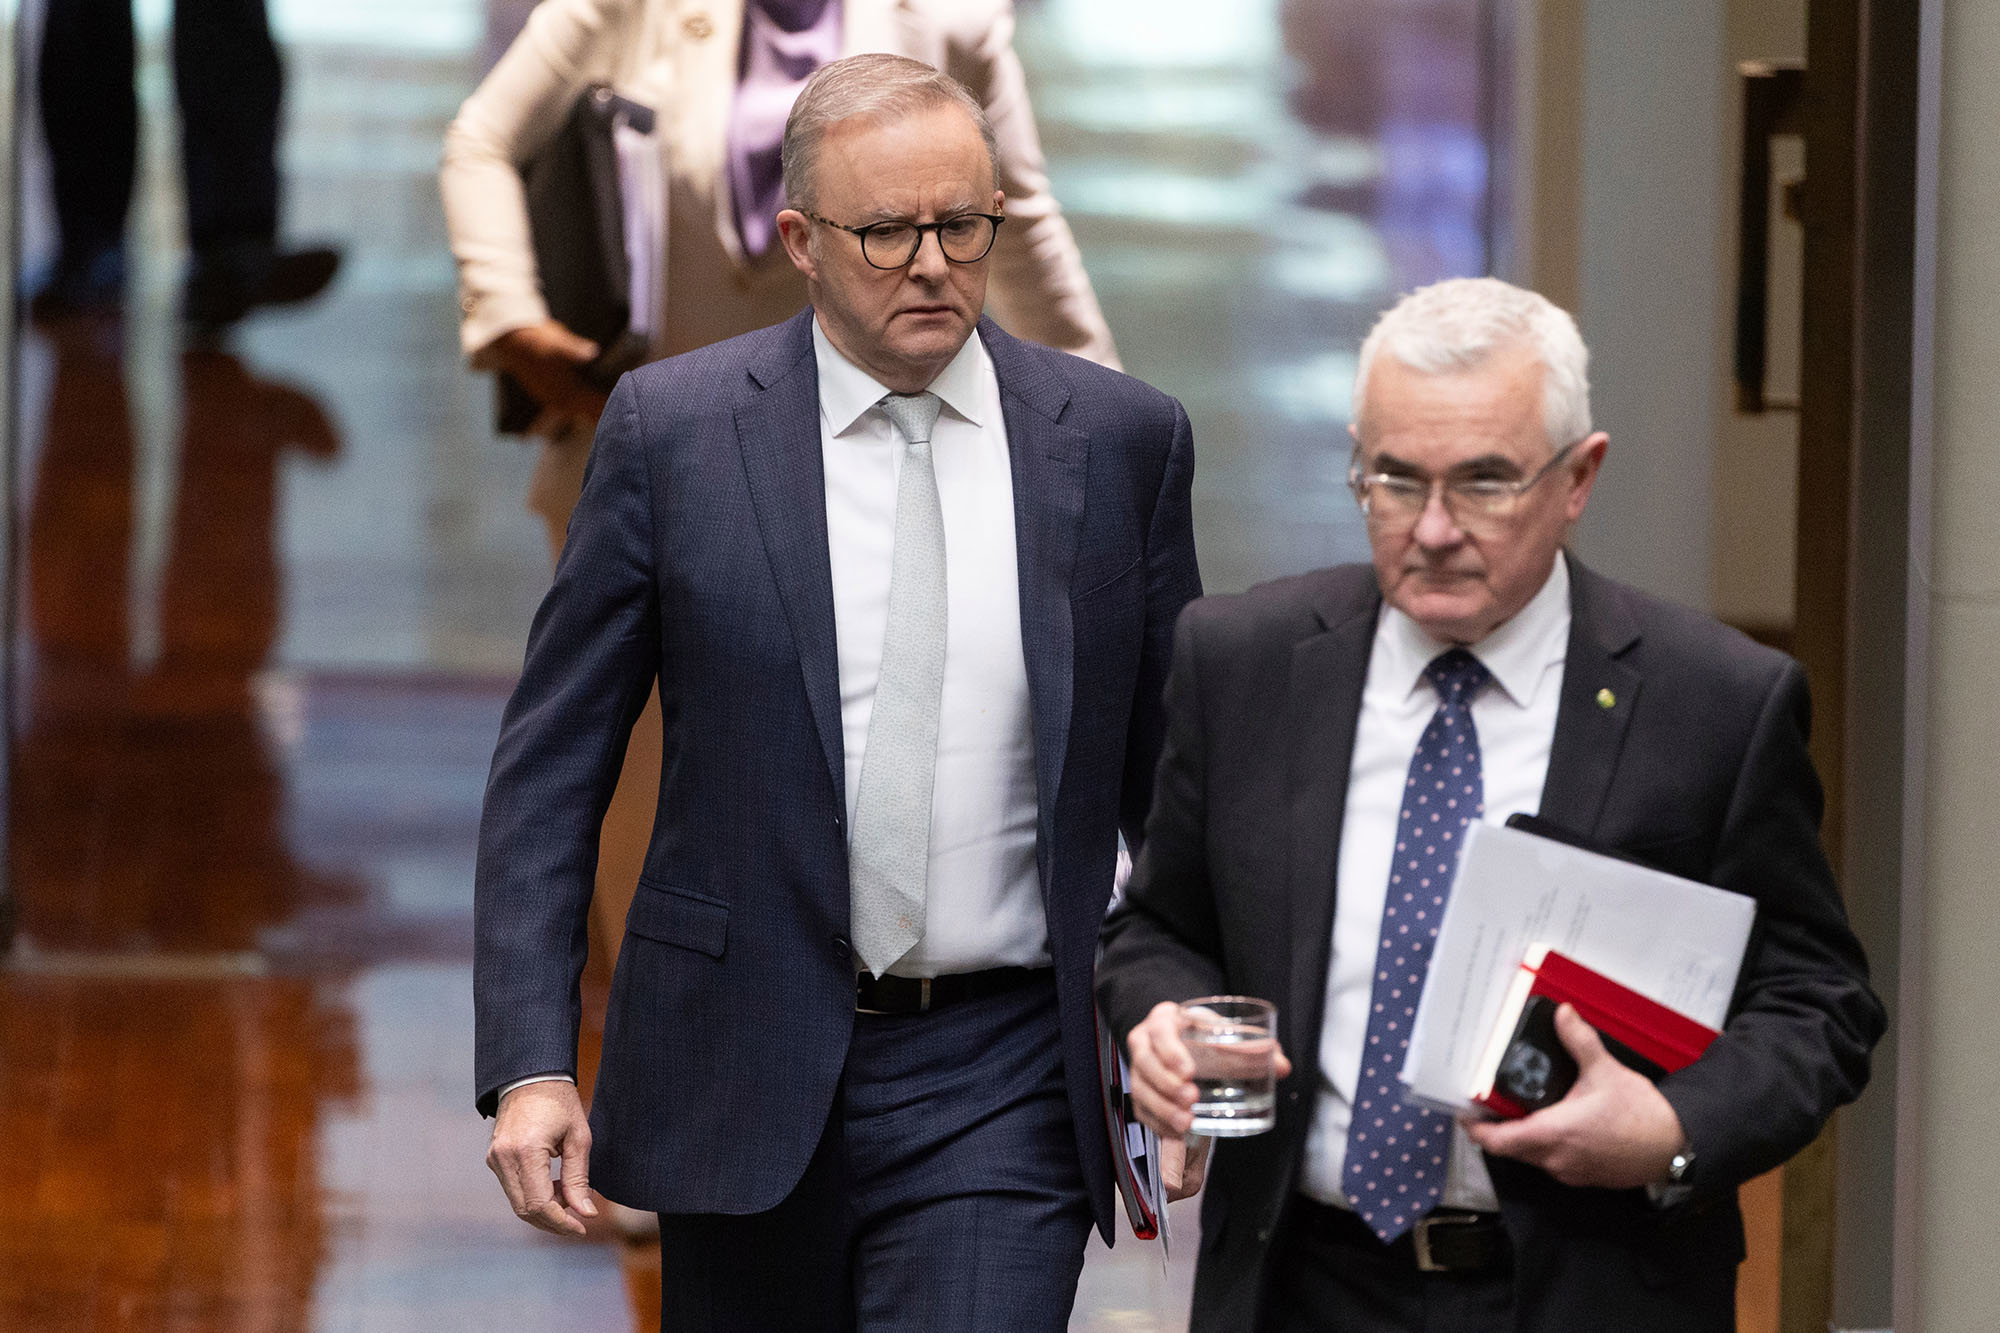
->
[443,0,1117,563]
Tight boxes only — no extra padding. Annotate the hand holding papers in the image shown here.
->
[1104,994,1296,1251]
[1462,995,1698,1190]
[1097,1011,1167,1245]
[1400,821,1754,1115]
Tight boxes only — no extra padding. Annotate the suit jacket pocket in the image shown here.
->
[627,879,729,958]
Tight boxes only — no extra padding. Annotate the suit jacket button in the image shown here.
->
[831,935,851,957]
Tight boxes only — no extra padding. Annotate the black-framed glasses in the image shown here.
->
[802,210,1004,269]
[1348,439,1584,531]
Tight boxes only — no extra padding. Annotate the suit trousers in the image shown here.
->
[38,0,283,262]
[1257,1200,1515,1333]
[655,976,1094,1332]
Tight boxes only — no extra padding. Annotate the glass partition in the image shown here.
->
[2,0,20,949]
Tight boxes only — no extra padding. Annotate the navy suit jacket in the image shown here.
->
[474,309,1201,1238]
[1097,557,1885,1331]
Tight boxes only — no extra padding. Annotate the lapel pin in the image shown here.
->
[1596,688,1616,710]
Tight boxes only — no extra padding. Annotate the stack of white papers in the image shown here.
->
[1400,821,1755,1113]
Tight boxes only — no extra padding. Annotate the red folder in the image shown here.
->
[1470,944,1719,1119]
[1095,1009,1161,1239]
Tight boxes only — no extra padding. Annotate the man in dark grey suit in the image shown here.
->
[473,53,1200,1331]
[1098,277,1882,1332]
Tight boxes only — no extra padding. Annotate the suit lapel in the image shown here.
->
[981,319,1088,873]
[1538,554,1643,838]
[734,310,846,802]
[1285,580,1380,1080]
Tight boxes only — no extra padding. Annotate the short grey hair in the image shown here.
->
[1354,276,1592,449]
[781,53,999,215]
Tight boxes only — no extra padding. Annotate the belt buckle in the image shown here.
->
[1411,1212,1478,1273]
[854,974,934,1015]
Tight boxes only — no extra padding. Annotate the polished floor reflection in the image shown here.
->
[3,1,1490,1328]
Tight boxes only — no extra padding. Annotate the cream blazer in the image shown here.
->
[442,0,1118,369]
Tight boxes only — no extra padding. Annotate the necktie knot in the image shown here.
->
[879,391,943,447]
[1424,648,1488,702]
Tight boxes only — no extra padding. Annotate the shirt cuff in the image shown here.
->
[497,1072,576,1102]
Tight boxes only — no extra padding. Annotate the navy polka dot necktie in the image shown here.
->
[1342,647,1489,1241]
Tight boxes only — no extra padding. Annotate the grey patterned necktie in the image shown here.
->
[848,391,947,976]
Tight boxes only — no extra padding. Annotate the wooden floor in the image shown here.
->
[1,1,1493,1328]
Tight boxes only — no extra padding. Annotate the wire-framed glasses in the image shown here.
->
[1348,439,1583,530]
[802,210,1004,269]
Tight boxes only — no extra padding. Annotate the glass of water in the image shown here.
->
[1181,996,1278,1136]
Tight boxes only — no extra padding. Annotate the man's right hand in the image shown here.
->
[1124,999,1295,1139]
[487,1080,599,1236]
[490,319,609,431]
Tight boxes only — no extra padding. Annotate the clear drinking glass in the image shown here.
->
[1181,996,1278,1136]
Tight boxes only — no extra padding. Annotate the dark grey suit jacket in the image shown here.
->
[473,309,1201,1239]
[1097,556,1884,1330]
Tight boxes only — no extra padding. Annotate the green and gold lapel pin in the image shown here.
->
[1596,687,1617,710]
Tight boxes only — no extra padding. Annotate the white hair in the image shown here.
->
[1353,276,1592,448]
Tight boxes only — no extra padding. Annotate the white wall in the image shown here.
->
[1710,1,1806,633]
[1576,1,1727,611]
[1903,0,2000,1325]
[1511,0,1728,614]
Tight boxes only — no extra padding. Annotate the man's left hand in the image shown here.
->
[1464,1002,1686,1190]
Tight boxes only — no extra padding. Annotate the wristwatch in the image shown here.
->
[1667,1145,1696,1185]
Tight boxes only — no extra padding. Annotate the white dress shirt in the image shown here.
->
[1298,557,1572,1212]
[814,319,1047,977]
[494,322,1043,1102]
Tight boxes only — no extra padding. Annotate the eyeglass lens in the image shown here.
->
[861,216,997,268]
[1361,479,1514,527]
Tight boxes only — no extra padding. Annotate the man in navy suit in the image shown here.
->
[474,53,1201,1330]
[1098,278,1881,1331]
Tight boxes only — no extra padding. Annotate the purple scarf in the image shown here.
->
[726,0,844,257]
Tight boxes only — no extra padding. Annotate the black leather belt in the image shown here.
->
[1291,1196,1509,1274]
[854,965,1049,1015]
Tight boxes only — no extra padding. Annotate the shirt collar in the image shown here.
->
[812,316,989,437]
[1377,554,1572,708]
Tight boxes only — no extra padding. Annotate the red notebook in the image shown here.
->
[1469,944,1720,1119]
